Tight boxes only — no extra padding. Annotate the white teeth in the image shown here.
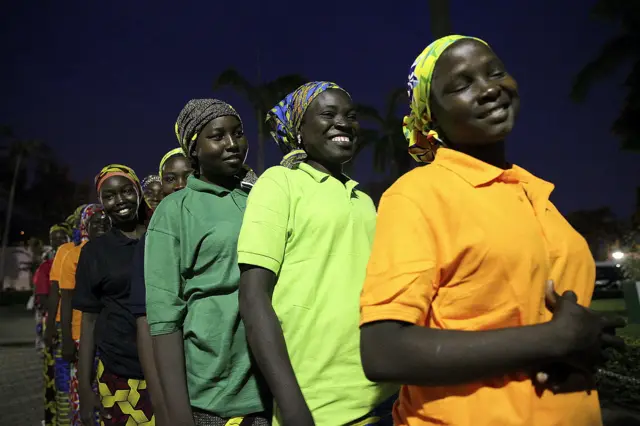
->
[331,136,351,142]
[117,208,131,215]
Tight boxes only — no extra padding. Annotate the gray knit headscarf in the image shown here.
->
[174,99,257,188]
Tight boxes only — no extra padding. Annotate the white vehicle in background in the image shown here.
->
[595,260,626,291]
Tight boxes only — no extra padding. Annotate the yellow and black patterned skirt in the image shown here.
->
[96,359,155,426]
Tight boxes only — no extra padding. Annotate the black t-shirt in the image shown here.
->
[128,232,146,317]
[72,228,143,378]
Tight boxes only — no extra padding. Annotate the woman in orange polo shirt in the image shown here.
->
[359,35,625,426]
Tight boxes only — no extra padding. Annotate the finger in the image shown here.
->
[561,290,578,303]
[602,315,627,330]
[545,280,559,310]
[602,334,626,351]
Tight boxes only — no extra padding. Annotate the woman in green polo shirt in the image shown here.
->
[237,82,398,426]
[144,99,269,426]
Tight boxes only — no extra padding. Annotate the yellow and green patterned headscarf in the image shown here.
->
[49,223,71,237]
[159,148,186,178]
[403,35,488,163]
[94,164,141,194]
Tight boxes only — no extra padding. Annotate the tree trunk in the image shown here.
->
[0,150,23,290]
[256,108,265,174]
[429,0,452,39]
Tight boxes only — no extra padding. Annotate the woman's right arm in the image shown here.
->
[44,281,60,346]
[72,247,108,423]
[359,193,625,387]
[239,266,314,426]
[145,211,193,426]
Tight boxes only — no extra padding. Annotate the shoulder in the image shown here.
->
[257,166,293,184]
[383,164,443,203]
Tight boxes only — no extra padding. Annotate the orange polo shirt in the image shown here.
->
[360,148,600,426]
[51,242,74,322]
[59,241,86,340]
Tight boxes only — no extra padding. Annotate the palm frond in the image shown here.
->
[385,88,408,121]
[213,69,260,106]
[356,104,384,125]
[570,34,638,102]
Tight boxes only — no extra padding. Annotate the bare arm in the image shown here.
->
[360,320,562,386]
[60,290,75,361]
[78,312,98,391]
[44,281,60,345]
[152,331,194,426]
[239,265,313,426]
[136,317,169,426]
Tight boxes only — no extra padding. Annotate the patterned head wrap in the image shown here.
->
[404,35,488,163]
[141,175,161,191]
[175,99,242,163]
[49,223,71,238]
[64,204,88,244]
[266,81,349,169]
[79,204,105,241]
[159,148,186,178]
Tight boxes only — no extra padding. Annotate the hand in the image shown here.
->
[62,338,77,362]
[533,362,597,395]
[79,386,109,425]
[546,280,626,362]
[43,327,55,349]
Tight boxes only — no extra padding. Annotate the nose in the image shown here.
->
[477,79,501,104]
[334,114,350,130]
[225,133,240,151]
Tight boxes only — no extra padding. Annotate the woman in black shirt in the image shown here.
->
[72,164,154,426]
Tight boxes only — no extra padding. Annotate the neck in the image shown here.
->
[305,159,345,181]
[116,219,143,239]
[199,172,237,191]
[449,140,508,169]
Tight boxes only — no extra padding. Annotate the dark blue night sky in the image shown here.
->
[1,0,638,217]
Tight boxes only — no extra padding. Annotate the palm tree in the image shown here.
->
[356,88,413,179]
[570,0,640,151]
[213,70,307,174]
[429,0,452,39]
[0,135,50,285]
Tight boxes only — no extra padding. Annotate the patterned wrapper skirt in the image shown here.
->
[347,393,397,426]
[54,323,72,426]
[42,316,57,426]
[69,340,100,426]
[96,359,155,426]
[192,410,270,426]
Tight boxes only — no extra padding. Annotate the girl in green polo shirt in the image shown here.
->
[144,99,269,426]
[237,82,398,426]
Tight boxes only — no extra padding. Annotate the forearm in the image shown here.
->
[239,288,306,409]
[45,282,60,330]
[136,317,168,424]
[60,290,74,344]
[77,313,98,390]
[361,320,561,386]
[152,331,194,426]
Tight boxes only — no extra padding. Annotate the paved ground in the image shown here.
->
[1,304,640,426]
[0,305,41,426]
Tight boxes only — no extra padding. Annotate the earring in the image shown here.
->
[297,134,302,146]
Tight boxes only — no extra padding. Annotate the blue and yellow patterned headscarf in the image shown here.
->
[266,81,350,169]
[404,35,488,163]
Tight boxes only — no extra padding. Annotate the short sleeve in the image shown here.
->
[237,168,290,274]
[145,201,185,336]
[59,247,80,291]
[49,244,71,282]
[72,245,103,313]
[128,235,147,317]
[360,192,438,326]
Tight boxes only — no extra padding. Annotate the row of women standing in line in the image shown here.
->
[38,34,625,426]
[34,149,193,426]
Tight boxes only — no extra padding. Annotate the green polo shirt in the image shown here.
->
[237,163,397,426]
[145,175,266,417]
